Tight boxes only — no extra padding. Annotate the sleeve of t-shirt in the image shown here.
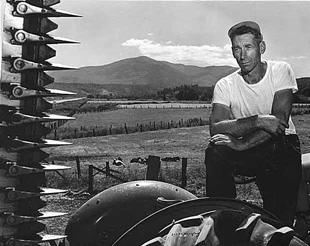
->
[212,79,230,107]
[274,62,298,93]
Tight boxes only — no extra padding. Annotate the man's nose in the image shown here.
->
[240,48,246,59]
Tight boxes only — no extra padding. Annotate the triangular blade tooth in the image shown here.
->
[41,164,71,171]
[4,211,67,226]
[5,187,67,201]
[18,149,50,163]
[45,89,77,96]
[42,62,78,71]
[42,139,72,146]
[10,138,72,151]
[12,29,80,44]
[23,72,55,87]
[6,235,67,245]
[10,86,76,99]
[45,36,80,44]
[0,96,54,112]
[38,71,55,86]
[11,58,78,71]
[0,123,50,139]
[41,17,59,33]
[7,163,71,176]
[43,9,82,18]
[47,97,86,104]
[38,211,67,219]
[23,97,53,113]
[40,188,68,195]
[38,45,56,61]
[10,112,75,125]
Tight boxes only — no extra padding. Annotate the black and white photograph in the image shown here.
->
[1,1,310,246]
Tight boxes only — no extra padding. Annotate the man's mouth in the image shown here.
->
[240,62,251,66]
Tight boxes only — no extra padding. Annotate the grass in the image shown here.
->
[58,108,211,128]
[47,107,211,140]
[46,112,310,195]
[42,109,310,236]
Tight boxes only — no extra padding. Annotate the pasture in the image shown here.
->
[43,105,310,235]
[50,107,212,139]
[62,107,211,128]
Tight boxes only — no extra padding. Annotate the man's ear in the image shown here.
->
[260,41,266,54]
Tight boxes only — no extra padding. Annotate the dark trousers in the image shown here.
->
[205,134,302,227]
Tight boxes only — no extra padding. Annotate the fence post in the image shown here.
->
[181,158,188,188]
[124,123,128,134]
[106,161,110,175]
[76,156,81,179]
[146,155,161,180]
[88,165,94,193]
[109,125,112,135]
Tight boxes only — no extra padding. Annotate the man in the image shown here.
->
[205,21,301,227]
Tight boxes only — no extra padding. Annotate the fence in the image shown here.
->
[47,103,310,140]
[87,156,189,193]
[48,118,210,140]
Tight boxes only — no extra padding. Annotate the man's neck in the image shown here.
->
[241,62,267,84]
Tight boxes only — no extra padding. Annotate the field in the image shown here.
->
[42,107,310,236]
[57,107,210,128]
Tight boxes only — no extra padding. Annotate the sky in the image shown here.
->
[1,1,310,78]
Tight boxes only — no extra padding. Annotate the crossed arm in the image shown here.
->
[209,89,293,151]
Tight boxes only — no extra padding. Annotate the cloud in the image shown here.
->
[122,38,237,67]
[281,56,307,61]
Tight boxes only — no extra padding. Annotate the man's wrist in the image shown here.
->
[256,115,263,129]
[237,115,260,130]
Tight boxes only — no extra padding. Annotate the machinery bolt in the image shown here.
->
[17,3,28,14]
[13,87,23,97]
[13,59,25,70]
[14,31,26,43]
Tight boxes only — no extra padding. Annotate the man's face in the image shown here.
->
[231,33,263,75]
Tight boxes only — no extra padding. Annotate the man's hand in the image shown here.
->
[209,134,246,151]
[258,115,289,136]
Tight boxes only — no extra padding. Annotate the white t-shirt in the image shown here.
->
[212,61,298,135]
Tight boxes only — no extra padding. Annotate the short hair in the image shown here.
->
[230,25,263,43]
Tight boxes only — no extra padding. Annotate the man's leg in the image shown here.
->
[205,144,236,198]
[256,135,302,227]
[205,141,273,198]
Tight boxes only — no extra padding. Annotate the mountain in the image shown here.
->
[48,56,238,97]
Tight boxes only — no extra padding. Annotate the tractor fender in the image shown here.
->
[65,180,197,246]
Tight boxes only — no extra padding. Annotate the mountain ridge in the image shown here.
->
[50,56,238,86]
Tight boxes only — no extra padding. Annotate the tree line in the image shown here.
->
[157,85,215,101]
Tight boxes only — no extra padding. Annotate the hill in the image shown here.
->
[47,56,237,97]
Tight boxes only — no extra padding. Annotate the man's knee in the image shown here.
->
[205,144,231,165]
